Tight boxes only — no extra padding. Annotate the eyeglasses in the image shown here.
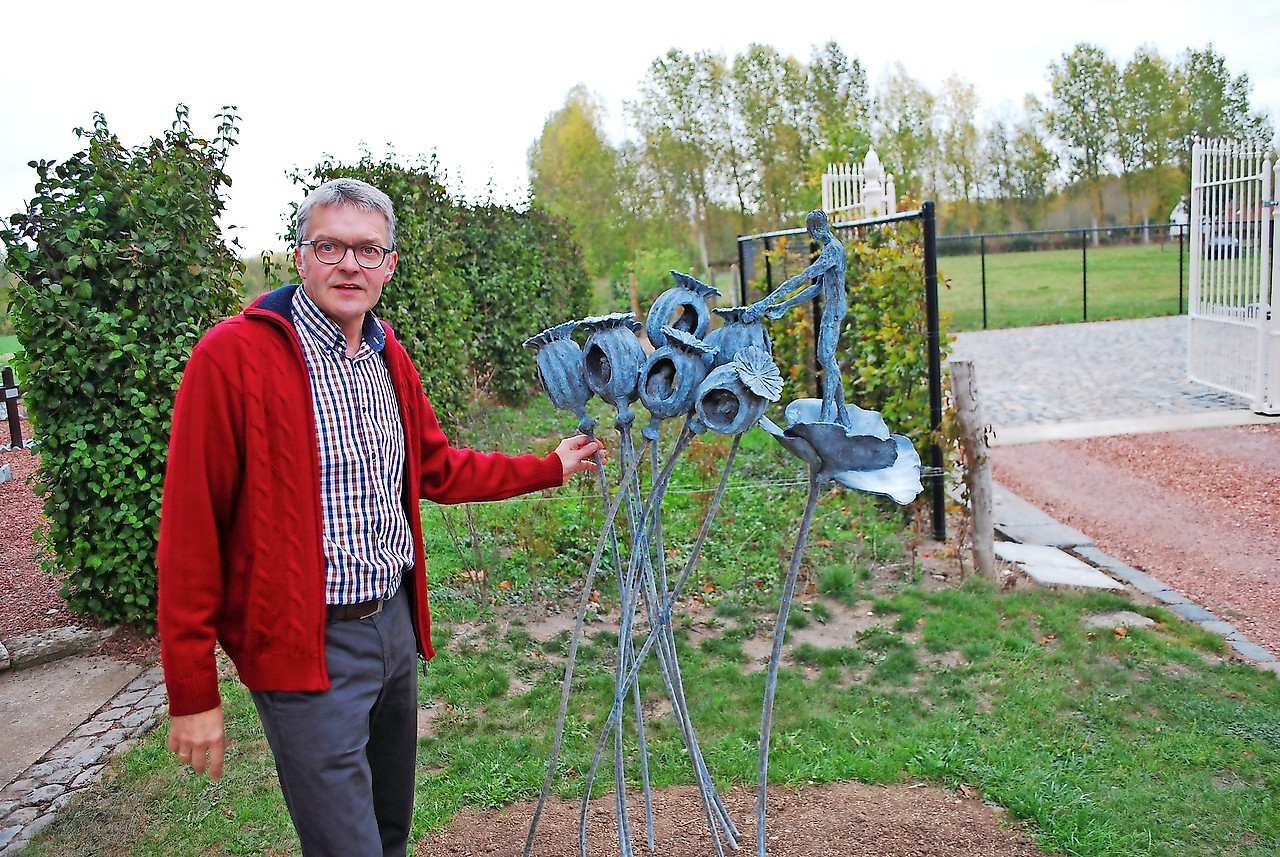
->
[300,239,393,269]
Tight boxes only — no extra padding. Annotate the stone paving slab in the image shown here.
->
[1165,602,1220,623]
[0,664,165,856]
[949,316,1252,430]
[1071,546,1168,596]
[1,628,113,673]
[1225,637,1277,664]
[0,656,146,790]
[992,482,1093,548]
[1081,611,1156,630]
[993,542,1124,590]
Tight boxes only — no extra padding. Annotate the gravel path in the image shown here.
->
[949,315,1249,426]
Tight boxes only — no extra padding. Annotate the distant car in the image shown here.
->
[1206,234,1240,259]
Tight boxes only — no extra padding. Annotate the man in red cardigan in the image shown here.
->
[157,178,601,856]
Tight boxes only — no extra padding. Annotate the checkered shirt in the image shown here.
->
[291,287,414,605]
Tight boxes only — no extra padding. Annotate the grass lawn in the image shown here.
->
[0,333,18,363]
[20,396,1280,857]
[938,242,1192,331]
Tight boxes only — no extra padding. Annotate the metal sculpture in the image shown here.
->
[523,209,923,856]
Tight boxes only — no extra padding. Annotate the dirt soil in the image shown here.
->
[420,782,1049,856]
[3,422,1274,856]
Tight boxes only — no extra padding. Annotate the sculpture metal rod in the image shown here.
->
[756,470,823,857]
[524,439,649,857]
[626,424,739,851]
[579,432,747,856]
[633,428,742,848]
[612,420,652,856]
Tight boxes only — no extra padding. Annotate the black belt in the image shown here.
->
[326,598,386,621]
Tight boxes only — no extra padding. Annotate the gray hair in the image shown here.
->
[296,178,397,248]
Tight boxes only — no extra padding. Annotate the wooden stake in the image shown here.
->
[950,360,996,580]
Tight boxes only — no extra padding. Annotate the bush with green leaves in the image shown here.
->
[456,203,590,404]
[0,106,244,626]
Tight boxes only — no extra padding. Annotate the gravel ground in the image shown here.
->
[0,436,77,639]
[991,421,1280,657]
[0,430,154,658]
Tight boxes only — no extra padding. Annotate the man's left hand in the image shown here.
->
[554,435,604,481]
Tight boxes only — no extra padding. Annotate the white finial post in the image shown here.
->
[862,148,885,217]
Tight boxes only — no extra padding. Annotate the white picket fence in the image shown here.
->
[1187,138,1280,414]
[820,148,896,222]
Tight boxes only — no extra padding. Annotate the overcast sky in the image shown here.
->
[3,0,1277,255]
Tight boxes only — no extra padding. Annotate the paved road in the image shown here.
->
[948,315,1251,428]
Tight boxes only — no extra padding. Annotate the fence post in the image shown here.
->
[762,236,774,298]
[980,235,988,329]
[1081,229,1089,322]
[2,367,22,449]
[949,360,995,580]
[1178,224,1185,314]
[736,235,747,306]
[921,201,946,542]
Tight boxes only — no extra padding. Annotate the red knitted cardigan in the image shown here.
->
[157,285,564,717]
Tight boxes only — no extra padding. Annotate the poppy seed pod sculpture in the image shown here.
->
[645,271,721,349]
[705,307,772,368]
[581,312,645,426]
[639,326,717,428]
[694,346,782,435]
[523,321,594,435]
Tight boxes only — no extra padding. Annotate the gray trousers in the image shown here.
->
[252,586,418,857]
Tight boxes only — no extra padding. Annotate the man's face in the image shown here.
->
[295,204,398,342]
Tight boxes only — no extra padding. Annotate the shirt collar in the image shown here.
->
[291,285,386,355]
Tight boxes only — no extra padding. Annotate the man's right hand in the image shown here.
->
[167,706,227,780]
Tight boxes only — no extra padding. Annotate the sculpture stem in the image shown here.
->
[756,469,823,857]
[523,439,648,857]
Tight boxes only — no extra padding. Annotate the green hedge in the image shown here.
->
[1,107,244,625]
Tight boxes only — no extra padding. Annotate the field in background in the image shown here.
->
[938,241,1191,331]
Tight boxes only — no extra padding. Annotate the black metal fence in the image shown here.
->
[735,204,947,541]
[935,223,1190,330]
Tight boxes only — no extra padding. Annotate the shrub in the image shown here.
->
[455,203,590,404]
[1,106,244,625]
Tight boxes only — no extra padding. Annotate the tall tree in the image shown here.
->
[729,44,810,223]
[871,63,938,203]
[1049,43,1120,225]
[937,75,984,228]
[1177,44,1276,161]
[627,49,725,272]
[803,41,872,208]
[1007,97,1060,229]
[528,85,624,277]
[1118,45,1184,224]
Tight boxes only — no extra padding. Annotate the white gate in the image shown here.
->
[1188,138,1280,414]
[821,148,896,222]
